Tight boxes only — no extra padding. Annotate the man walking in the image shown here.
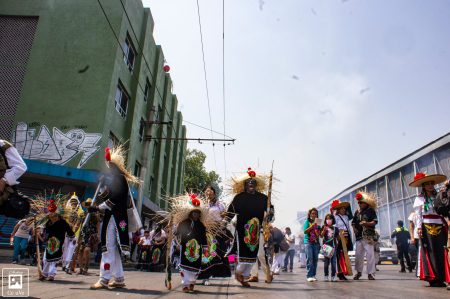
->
[283,227,296,272]
[391,220,413,273]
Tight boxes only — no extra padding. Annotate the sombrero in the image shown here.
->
[355,191,377,209]
[409,172,447,188]
[330,199,350,210]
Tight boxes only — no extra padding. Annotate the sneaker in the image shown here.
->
[203,279,210,286]
[353,272,362,280]
[12,261,17,264]
[368,274,375,280]
[312,277,317,282]
[289,269,293,273]
[307,277,314,282]
[331,276,337,282]
[324,276,329,282]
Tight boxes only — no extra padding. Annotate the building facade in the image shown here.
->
[0,0,187,242]
[298,133,450,240]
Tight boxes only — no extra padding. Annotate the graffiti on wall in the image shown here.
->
[13,122,102,168]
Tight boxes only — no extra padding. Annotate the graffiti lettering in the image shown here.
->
[13,122,102,168]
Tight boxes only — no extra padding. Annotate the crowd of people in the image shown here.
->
[303,172,450,290]
[2,137,450,293]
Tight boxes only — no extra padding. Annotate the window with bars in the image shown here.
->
[123,33,136,71]
[108,132,120,149]
[138,118,145,143]
[134,161,142,178]
[114,82,130,118]
[144,78,151,102]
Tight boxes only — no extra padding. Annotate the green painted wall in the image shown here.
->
[1,0,187,209]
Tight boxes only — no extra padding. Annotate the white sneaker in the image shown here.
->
[307,277,314,282]
[324,276,329,282]
[312,277,317,282]
[331,276,337,282]
[203,280,210,286]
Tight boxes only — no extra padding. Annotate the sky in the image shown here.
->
[142,0,450,233]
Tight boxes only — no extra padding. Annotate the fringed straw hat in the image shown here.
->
[104,145,140,185]
[355,191,377,209]
[229,167,268,195]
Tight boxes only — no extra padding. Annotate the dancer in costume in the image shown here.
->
[62,192,83,273]
[198,185,232,285]
[166,193,220,293]
[410,172,450,288]
[331,199,353,280]
[89,146,138,289]
[227,167,269,287]
[148,224,167,272]
[31,195,75,281]
[352,192,378,281]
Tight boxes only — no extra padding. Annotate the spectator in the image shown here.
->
[303,208,321,282]
[320,214,339,282]
[282,227,296,272]
[130,228,141,262]
[391,220,412,273]
[10,217,33,264]
[269,225,288,275]
[137,230,151,270]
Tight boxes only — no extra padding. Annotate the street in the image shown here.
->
[1,261,448,299]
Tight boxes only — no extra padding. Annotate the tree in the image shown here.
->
[184,149,222,196]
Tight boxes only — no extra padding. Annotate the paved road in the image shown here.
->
[0,262,448,298]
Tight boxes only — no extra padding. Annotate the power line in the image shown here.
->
[195,0,218,172]
[182,119,234,139]
[222,0,228,180]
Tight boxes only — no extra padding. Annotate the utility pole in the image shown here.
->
[137,106,156,216]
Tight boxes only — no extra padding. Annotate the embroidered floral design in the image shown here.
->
[184,239,200,263]
[202,233,218,264]
[244,217,260,252]
[119,220,127,232]
[152,248,161,264]
[46,236,60,255]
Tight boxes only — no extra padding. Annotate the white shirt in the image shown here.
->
[413,195,444,227]
[0,140,27,186]
[335,214,350,231]
[408,212,419,239]
[140,236,152,246]
[208,200,226,222]
[150,230,167,244]
[285,233,296,251]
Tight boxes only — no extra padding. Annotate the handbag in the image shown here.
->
[279,238,290,252]
[127,185,142,233]
[320,243,335,258]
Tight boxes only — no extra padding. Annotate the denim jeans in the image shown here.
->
[324,251,337,277]
[284,249,295,270]
[13,236,28,262]
[305,243,320,278]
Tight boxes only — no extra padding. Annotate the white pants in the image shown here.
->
[250,232,269,277]
[299,252,307,268]
[99,218,124,282]
[42,252,57,278]
[355,240,376,275]
[180,269,198,286]
[62,236,76,268]
[271,251,286,274]
[236,263,254,278]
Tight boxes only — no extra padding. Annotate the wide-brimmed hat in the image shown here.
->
[355,191,377,209]
[330,199,350,210]
[409,172,447,188]
[229,167,268,195]
[82,198,93,208]
[104,146,140,185]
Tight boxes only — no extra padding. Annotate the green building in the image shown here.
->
[0,0,187,231]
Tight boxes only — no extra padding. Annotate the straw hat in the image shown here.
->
[355,191,377,209]
[409,172,447,188]
[330,199,350,210]
[229,167,268,195]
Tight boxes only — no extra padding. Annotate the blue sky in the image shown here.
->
[143,0,450,232]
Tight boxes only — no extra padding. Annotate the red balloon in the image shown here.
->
[163,65,170,72]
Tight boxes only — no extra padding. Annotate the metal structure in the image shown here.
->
[298,132,450,240]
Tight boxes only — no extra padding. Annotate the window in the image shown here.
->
[114,82,130,118]
[108,132,120,149]
[134,161,142,178]
[138,118,145,143]
[144,78,151,102]
[123,33,136,71]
